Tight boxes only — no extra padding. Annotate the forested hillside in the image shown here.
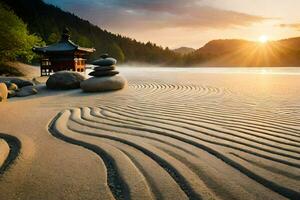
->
[2,0,181,64]
[186,39,300,67]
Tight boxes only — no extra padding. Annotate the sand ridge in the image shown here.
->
[0,134,21,175]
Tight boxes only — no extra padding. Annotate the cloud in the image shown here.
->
[46,0,269,30]
[278,23,300,31]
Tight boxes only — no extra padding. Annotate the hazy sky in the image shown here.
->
[45,0,300,48]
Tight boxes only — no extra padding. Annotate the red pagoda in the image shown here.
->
[33,28,95,76]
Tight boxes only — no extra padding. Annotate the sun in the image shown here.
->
[258,35,269,43]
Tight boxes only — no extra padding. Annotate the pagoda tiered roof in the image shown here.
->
[33,28,95,54]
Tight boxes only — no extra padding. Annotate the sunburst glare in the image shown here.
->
[258,35,269,43]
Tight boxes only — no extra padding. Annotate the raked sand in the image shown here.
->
[0,67,300,200]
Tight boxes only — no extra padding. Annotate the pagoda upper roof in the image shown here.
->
[33,39,95,54]
[33,28,95,54]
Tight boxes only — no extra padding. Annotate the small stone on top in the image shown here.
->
[100,53,109,59]
[92,57,117,66]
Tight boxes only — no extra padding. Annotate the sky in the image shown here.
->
[45,0,300,49]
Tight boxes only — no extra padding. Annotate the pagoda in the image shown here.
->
[33,28,96,76]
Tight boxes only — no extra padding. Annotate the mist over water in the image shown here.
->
[87,64,300,77]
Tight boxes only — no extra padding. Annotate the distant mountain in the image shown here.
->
[186,38,300,67]
[196,39,252,54]
[173,47,195,55]
[2,0,180,64]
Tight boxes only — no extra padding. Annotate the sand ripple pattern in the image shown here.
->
[49,81,300,200]
[0,134,21,175]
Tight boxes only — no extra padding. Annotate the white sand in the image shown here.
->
[0,67,299,200]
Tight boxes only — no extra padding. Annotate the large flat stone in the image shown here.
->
[16,86,38,97]
[46,71,85,90]
[0,78,33,88]
[81,75,127,92]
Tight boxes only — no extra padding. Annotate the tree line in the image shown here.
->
[1,0,187,65]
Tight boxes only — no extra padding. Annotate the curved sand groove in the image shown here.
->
[98,106,298,166]
[48,81,300,200]
[55,108,276,199]
[125,104,300,139]
[128,82,230,101]
[0,139,9,169]
[0,134,21,175]
[124,106,300,149]
[94,107,300,188]
[125,101,300,128]
[104,105,300,154]
[50,110,204,200]
[89,106,300,172]
[84,109,300,197]
[49,112,130,200]
[69,108,212,200]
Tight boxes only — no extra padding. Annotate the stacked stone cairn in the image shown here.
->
[89,54,119,77]
[81,54,127,92]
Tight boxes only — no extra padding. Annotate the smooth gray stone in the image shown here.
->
[15,86,38,97]
[94,66,116,71]
[4,81,18,91]
[0,83,8,102]
[0,78,33,88]
[89,70,119,77]
[81,75,127,92]
[46,71,85,90]
[92,58,117,66]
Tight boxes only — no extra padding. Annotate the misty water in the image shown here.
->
[86,65,300,77]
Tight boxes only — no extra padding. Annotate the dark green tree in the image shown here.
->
[0,2,43,63]
[108,43,125,63]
